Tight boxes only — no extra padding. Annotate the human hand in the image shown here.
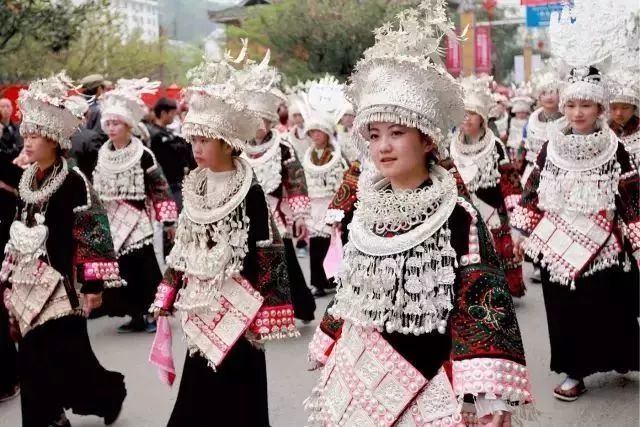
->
[165,225,176,242]
[478,411,511,427]
[294,219,308,239]
[82,292,103,316]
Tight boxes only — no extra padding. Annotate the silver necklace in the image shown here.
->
[19,158,69,206]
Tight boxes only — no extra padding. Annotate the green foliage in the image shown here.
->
[469,6,522,83]
[227,0,418,82]
[0,0,107,54]
[0,5,203,84]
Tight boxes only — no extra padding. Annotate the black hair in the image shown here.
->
[153,97,178,118]
[83,85,104,97]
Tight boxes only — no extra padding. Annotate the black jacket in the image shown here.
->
[147,122,195,189]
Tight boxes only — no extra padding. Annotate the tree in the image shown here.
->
[0,6,203,84]
[0,0,106,54]
[227,0,418,82]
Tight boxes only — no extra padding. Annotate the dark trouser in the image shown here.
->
[168,338,269,427]
[309,236,331,290]
[0,304,17,395]
[100,244,162,319]
[163,184,183,256]
[283,238,316,321]
[19,316,126,427]
[120,244,162,319]
[541,265,639,379]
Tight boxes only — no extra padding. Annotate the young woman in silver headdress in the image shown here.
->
[608,67,640,165]
[306,3,533,426]
[0,73,126,427]
[450,75,526,298]
[239,53,316,323]
[505,84,534,172]
[514,64,640,401]
[150,48,298,426]
[92,79,178,333]
[298,76,350,297]
[513,1,640,401]
[522,65,566,186]
[325,101,363,247]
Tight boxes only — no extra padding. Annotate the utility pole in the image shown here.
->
[458,0,475,77]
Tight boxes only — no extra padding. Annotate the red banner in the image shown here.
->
[475,26,492,74]
[445,34,462,77]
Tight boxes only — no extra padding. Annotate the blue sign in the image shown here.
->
[526,3,564,28]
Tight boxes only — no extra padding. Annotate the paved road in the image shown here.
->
[0,262,637,427]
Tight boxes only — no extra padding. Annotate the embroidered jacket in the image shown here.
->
[303,143,349,237]
[512,135,640,286]
[610,115,640,166]
[521,108,565,185]
[245,132,311,237]
[307,169,532,426]
[93,137,177,256]
[152,164,297,370]
[325,160,361,224]
[451,133,525,296]
[1,163,122,336]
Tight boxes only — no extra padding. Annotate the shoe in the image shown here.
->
[104,399,124,425]
[296,247,309,258]
[0,385,19,402]
[531,267,542,283]
[145,319,157,333]
[117,317,146,333]
[553,378,586,402]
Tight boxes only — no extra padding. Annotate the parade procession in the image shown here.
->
[0,0,639,426]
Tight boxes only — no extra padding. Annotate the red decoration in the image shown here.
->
[445,34,462,77]
[483,0,497,12]
[475,26,492,74]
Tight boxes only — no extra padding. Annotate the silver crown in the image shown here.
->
[18,72,83,150]
[509,81,535,113]
[237,48,286,123]
[460,74,495,123]
[182,39,261,150]
[608,67,640,108]
[101,78,160,128]
[298,74,348,138]
[531,58,566,98]
[348,0,464,157]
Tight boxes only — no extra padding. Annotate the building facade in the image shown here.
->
[110,0,160,42]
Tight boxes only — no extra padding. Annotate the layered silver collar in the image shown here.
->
[547,122,618,171]
[243,133,283,195]
[97,137,145,173]
[19,159,69,206]
[450,129,501,192]
[182,158,254,225]
[539,122,620,214]
[351,165,458,256]
[525,108,566,162]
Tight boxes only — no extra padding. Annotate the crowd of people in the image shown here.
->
[0,0,638,426]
